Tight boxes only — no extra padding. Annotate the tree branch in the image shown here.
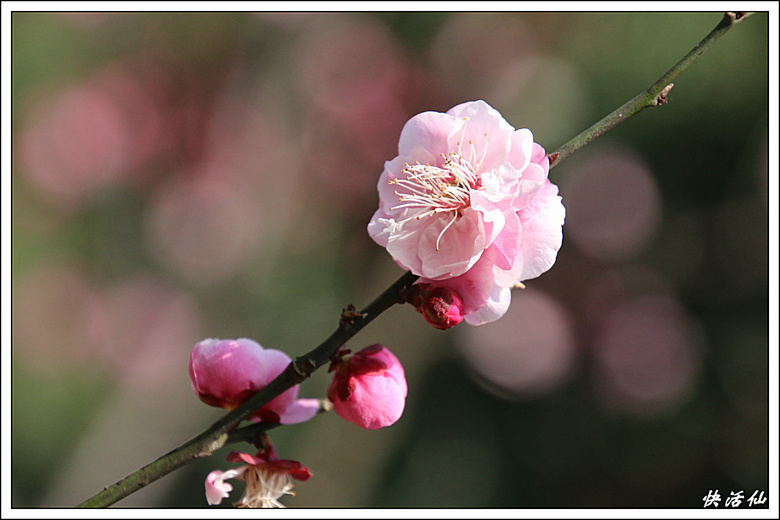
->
[76,271,418,508]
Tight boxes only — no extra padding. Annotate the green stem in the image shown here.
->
[76,270,418,508]
[548,11,754,170]
[75,11,755,508]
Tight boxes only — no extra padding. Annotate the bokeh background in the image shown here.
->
[11,11,769,508]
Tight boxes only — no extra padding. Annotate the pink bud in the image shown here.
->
[327,344,407,430]
[409,283,465,330]
[189,338,319,424]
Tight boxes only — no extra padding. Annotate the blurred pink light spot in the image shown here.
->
[591,294,703,417]
[560,148,662,262]
[580,265,675,327]
[458,289,576,398]
[15,59,171,209]
[253,12,314,28]
[144,170,264,285]
[58,12,121,29]
[301,99,408,206]
[16,84,130,208]
[429,13,537,100]
[293,14,433,210]
[12,262,108,374]
[99,274,202,389]
[293,14,406,116]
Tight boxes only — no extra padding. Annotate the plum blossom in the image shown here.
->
[328,344,407,430]
[189,338,319,424]
[205,443,312,508]
[368,100,565,325]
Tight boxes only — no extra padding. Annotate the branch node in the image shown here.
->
[725,12,747,25]
[547,152,560,166]
[339,304,365,328]
[652,83,674,106]
[197,433,228,458]
[328,346,350,367]
[291,357,316,383]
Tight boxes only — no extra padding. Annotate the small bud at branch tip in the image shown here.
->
[653,83,674,106]
[727,12,746,21]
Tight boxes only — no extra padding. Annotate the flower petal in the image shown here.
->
[464,283,512,326]
[507,128,534,173]
[446,100,514,171]
[228,451,266,465]
[398,110,453,158]
[488,210,522,271]
[278,398,321,425]
[189,338,268,409]
[205,468,245,505]
[469,189,506,246]
[514,180,566,281]
[512,162,548,211]
[417,208,486,279]
[329,345,407,430]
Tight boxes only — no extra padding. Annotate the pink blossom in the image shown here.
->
[327,344,407,430]
[408,283,465,330]
[205,443,312,508]
[367,100,565,325]
[188,338,319,424]
[205,468,242,505]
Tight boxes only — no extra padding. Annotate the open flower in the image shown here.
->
[189,338,319,424]
[205,443,312,508]
[367,100,564,325]
[328,344,407,430]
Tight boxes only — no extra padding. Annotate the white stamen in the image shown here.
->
[436,211,459,252]
[389,152,481,249]
[478,133,489,169]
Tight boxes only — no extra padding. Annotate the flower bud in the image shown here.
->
[409,283,465,329]
[327,344,407,430]
[189,338,319,424]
